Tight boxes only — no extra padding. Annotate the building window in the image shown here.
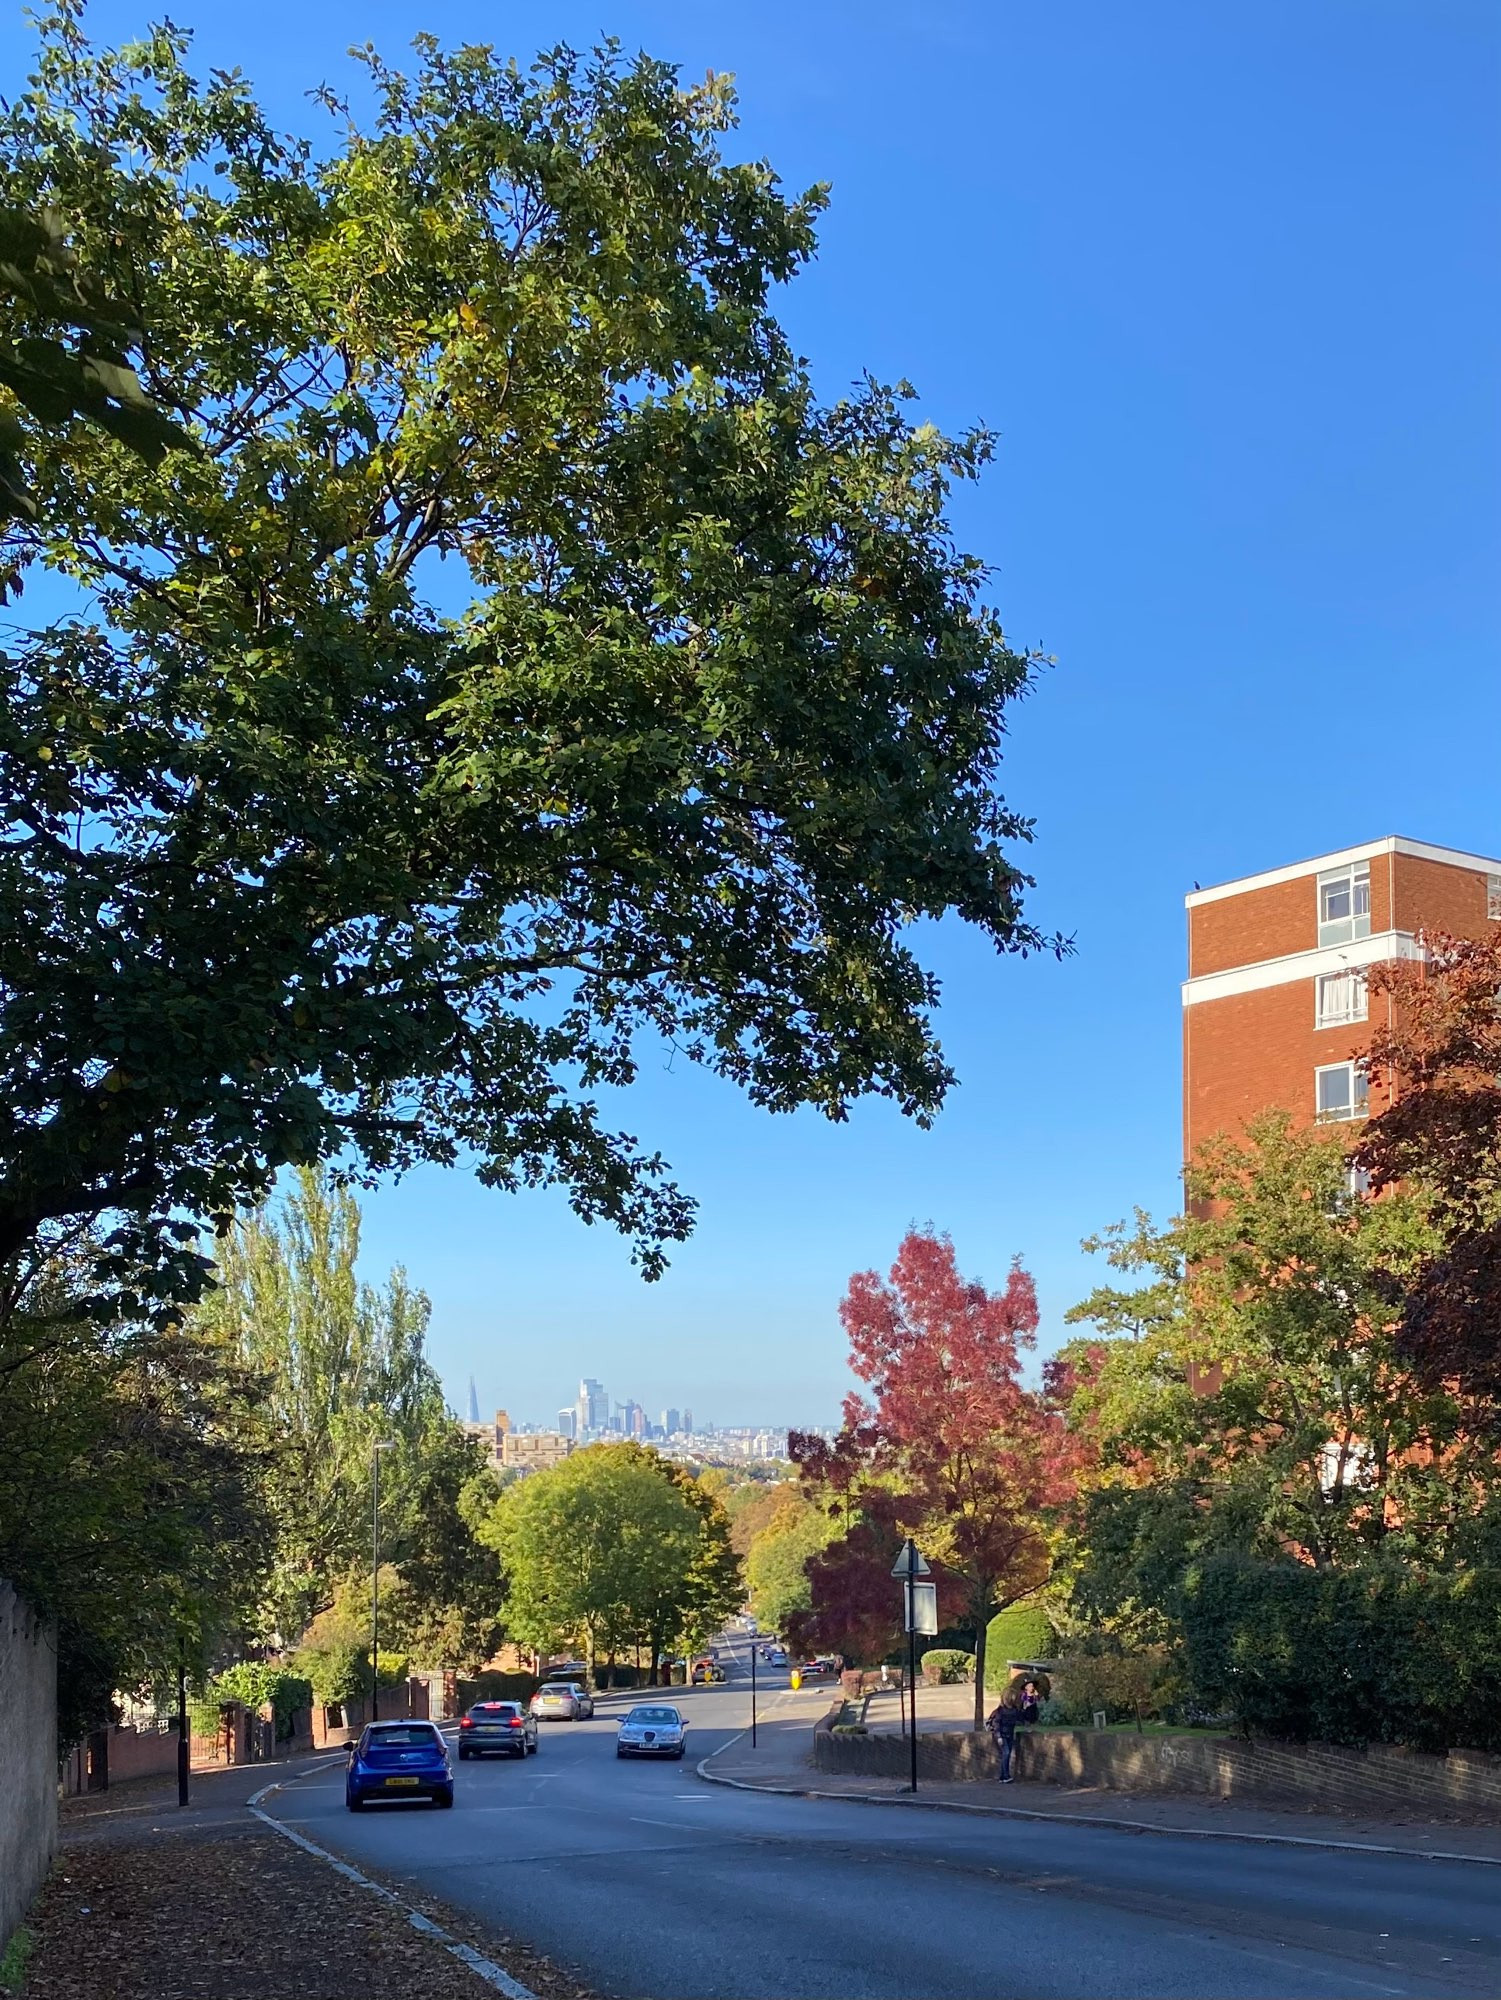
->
[1318,862,1371,948]
[1489,874,1501,922]
[1345,1160,1372,1198]
[1316,969,1367,1027]
[1316,1061,1368,1123]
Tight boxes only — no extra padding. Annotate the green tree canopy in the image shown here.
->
[1063,1114,1478,1589]
[0,12,1057,1309]
[0,1244,268,1746]
[482,1442,737,1674]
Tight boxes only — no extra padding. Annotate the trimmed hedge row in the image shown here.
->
[1181,1555,1501,1753]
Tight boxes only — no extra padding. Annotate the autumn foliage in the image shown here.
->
[792,1231,1083,1725]
[1358,934,1501,1398]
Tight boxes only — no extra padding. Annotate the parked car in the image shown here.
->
[530,1681,594,1721]
[616,1703,687,1759]
[690,1656,726,1685]
[458,1701,539,1759]
[346,1721,453,1810]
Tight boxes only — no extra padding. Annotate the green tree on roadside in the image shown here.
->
[0,1247,268,1746]
[1058,1113,1501,1747]
[483,1444,739,1678]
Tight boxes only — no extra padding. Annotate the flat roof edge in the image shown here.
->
[1185,836,1501,908]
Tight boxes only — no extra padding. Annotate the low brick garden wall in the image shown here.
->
[812,1715,1501,1817]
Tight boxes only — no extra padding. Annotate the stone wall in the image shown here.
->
[812,1716,1501,1819]
[0,1581,57,1953]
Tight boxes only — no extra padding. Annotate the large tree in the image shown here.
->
[1064,1114,1493,1601]
[0,14,1057,1308]
[481,1442,735,1679]
[1062,1114,1501,1748]
[799,1231,1081,1723]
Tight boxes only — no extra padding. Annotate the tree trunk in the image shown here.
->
[973,1612,988,1732]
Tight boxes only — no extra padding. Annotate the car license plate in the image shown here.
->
[384,1775,420,1787]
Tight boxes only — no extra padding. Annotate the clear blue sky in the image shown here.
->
[39,1,1501,1427]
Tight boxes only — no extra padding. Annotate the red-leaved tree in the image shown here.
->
[798,1230,1084,1728]
[1358,935,1501,1398]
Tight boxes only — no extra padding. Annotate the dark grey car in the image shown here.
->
[457,1700,539,1758]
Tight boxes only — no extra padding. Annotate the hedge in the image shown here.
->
[1180,1555,1501,1753]
[984,1603,1056,1690]
[458,1670,540,1709]
[920,1647,974,1684]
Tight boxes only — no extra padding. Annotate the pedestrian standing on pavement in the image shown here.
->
[986,1689,1023,1783]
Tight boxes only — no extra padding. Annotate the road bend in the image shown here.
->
[260,1636,1501,2000]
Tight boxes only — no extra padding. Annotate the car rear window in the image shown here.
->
[366,1725,438,1746]
[472,1703,519,1718]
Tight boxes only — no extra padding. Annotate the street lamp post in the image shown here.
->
[906,1542,919,1794]
[892,1536,930,1795]
[371,1439,394,1721]
[751,1632,758,1748]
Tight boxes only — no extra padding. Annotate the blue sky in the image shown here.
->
[30,2,1501,1427]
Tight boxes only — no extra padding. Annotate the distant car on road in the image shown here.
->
[458,1700,539,1759]
[616,1703,687,1759]
[690,1656,726,1684]
[531,1681,594,1721]
[346,1721,453,1810]
[765,1647,788,1668]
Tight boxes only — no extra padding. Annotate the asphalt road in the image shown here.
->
[263,1638,1501,2000]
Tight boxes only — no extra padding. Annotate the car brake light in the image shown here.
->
[509,1718,523,1728]
[460,1717,473,1729]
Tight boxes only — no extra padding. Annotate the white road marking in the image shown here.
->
[249,1791,538,1998]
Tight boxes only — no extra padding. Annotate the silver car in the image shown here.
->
[530,1680,595,1722]
[616,1703,687,1759]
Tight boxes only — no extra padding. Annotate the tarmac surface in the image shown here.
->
[249,1637,1501,1999]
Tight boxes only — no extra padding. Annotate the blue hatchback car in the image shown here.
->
[346,1720,454,1810]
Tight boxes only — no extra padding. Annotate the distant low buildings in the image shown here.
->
[500,1430,575,1474]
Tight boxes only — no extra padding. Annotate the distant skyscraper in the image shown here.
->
[661,1408,680,1436]
[682,1407,693,1434]
[467,1375,480,1425]
[557,1407,577,1439]
[578,1377,607,1435]
[629,1403,646,1439]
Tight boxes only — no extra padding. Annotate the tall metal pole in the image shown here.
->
[371,1443,382,1724]
[907,1540,919,1795]
[176,1648,189,1808]
[751,1634,758,1748]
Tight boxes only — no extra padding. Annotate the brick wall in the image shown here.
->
[0,1581,56,1954]
[814,1720,1501,1820]
[1184,976,1383,1156]
[1019,1730,1501,1818]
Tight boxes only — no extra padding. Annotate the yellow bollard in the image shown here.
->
[790,1669,801,1690]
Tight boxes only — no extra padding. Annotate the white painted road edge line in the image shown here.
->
[691,1754,1501,1870]
[247,1780,538,1999]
